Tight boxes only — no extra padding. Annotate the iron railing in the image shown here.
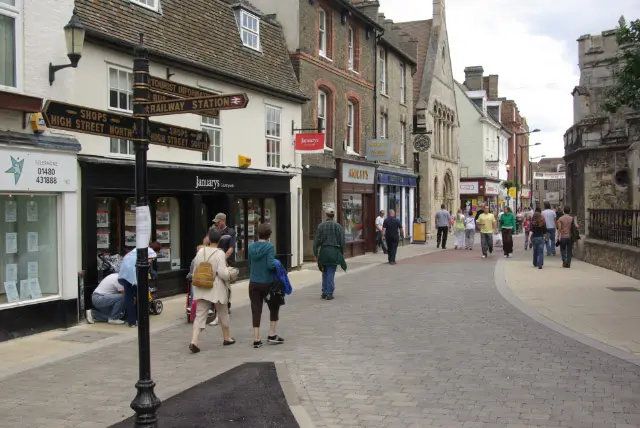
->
[588,209,640,247]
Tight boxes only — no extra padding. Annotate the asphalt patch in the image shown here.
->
[110,362,299,428]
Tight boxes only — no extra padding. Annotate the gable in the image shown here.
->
[396,20,432,105]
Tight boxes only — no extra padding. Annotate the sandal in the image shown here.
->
[223,338,236,346]
[189,343,200,354]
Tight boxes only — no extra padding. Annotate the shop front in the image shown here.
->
[80,156,293,304]
[377,170,417,241]
[0,138,81,341]
[337,160,376,258]
[459,178,501,214]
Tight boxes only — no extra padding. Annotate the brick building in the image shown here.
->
[532,158,566,209]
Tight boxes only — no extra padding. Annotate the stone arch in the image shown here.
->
[443,170,455,212]
[434,176,440,200]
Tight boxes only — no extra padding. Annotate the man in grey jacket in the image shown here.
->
[435,204,451,249]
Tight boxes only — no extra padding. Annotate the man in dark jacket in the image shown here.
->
[313,208,346,301]
[212,212,236,314]
[383,209,404,264]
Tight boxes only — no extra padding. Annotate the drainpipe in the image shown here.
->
[373,28,384,214]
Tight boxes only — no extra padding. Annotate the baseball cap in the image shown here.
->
[212,213,226,223]
[325,207,335,215]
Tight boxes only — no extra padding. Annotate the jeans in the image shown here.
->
[524,232,530,250]
[532,236,545,267]
[376,230,383,250]
[560,238,573,265]
[91,293,125,322]
[119,278,137,326]
[437,226,449,248]
[386,238,398,263]
[545,228,556,255]
[464,229,475,248]
[480,233,493,256]
[321,265,337,296]
[501,228,513,255]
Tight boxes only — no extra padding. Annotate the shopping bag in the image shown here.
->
[494,233,503,247]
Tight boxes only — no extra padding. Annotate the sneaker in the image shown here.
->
[482,255,487,259]
[223,338,236,346]
[129,324,137,328]
[208,316,219,326]
[268,335,285,345]
[253,340,263,348]
[325,295,335,301]
[85,310,95,324]
[321,294,327,299]
[108,319,125,325]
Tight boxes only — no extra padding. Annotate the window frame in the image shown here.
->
[318,8,327,58]
[107,64,134,114]
[346,101,355,152]
[239,9,260,51]
[317,88,333,149]
[0,0,22,91]
[379,112,388,139]
[400,63,406,104]
[348,26,355,71]
[265,105,282,169]
[400,122,406,164]
[201,114,223,164]
[130,0,159,12]
[379,48,387,95]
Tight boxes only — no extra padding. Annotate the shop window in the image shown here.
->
[0,195,58,305]
[264,198,277,250]
[96,197,122,255]
[265,105,281,168]
[342,194,363,242]
[155,197,181,271]
[124,196,137,250]
[0,0,20,89]
[234,198,246,261]
[387,186,401,223]
[108,66,133,112]
[202,115,222,163]
[247,198,261,247]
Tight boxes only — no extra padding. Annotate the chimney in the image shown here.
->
[485,74,499,99]
[463,66,484,91]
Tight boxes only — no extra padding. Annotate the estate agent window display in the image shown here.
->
[232,197,278,262]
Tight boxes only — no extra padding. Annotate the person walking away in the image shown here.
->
[212,213,236,316]
[556,206,579,268]
[189,228,234,353]
[464,210,476,250]
[118,248,157,327]
[86,273,126,325]
[375,210,385,253]
[516,208,524,234]
[477,204,496,259]
[499,207,516,257]
[382,209,403,264]
[313,208,347,300]
[454,209,465,250]
[248,224,285,348]
[187,236,217,325]
[529,212,548,269]
[523,214,532,250]
[435,204,451,249]
[541,202,557,257]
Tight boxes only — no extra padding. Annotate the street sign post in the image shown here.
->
[42,101,211,152]
[140,93,249,117]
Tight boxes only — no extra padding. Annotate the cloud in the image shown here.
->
[378,0,640,159]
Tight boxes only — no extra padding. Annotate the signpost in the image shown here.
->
[40,34,250,427]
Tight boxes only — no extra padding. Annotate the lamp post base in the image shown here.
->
[131,379,161,427]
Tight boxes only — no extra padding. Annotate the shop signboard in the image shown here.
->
[485,183,500,196]
[459,181,478,195]
[365,139,391,161]
[341,163,375,185]
[0,148,77,192]
[140,93,249,117]
[533,172,566,180]
[521,188,531,198]
[508,187,516,198]
[377,172,417,187]
[295,133,325,153]
[545,191,560,202]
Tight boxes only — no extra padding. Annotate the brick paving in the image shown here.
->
[1,248,640,427]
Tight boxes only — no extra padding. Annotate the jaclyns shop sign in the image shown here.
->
[342,163,375,185]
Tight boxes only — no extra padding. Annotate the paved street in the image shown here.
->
[1,246,640,427]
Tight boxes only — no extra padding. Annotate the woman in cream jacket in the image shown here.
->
[189,228,234,353]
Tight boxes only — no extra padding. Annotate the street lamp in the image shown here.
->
[514,129,540,216]
[49,7,86,85]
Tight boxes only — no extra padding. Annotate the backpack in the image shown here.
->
[192,248,218,288]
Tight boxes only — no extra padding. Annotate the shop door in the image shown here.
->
[363,194,375,252]
[201,195,229,232]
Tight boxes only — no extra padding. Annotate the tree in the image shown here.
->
[602,17,640,113]
[502,180,521,191]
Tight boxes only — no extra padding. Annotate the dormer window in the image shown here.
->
[131,0,158,12]
[239,10,260,51]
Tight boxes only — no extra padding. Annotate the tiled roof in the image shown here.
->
[75,0,307,102]
[395,19,432,103]
[380,27,417,64]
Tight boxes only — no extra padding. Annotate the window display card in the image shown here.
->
[171,259,181,270]
[125,230,136,247]
[27,201,38,222]
[19,280,31,300]
[27,232,38,252]
[157,247,170,263]
[5,233,17,254]
[5,264,17,282]
[97,232,110,249]
[4,281,19,303]
[248,225,255,236]
[135,206,152,249]
[27,262,38,279]
[96,210,109,228]
[28,278,42,299]
[156,210,170,225]
[4,200,16,223]
[264,208,271,220]
[125,210,136,227]
[156,228,170,244]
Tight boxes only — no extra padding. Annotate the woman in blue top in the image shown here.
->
[248,223,284,348]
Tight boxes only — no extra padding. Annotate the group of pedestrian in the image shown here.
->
[529,203,580,269]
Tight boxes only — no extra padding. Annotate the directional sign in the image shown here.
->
[42,100,210,152]
[140,93,249,117]
[149,76,219,118]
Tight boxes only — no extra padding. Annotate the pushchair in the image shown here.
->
[97,253,163,316]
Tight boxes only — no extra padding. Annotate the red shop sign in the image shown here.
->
[295,133,325,153]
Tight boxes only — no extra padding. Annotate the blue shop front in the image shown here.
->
[376,170,418,241]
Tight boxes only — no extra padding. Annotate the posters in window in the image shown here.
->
[97,231,110,249]
[125,209,136,227]
[27,201,38,222]
[27,262,38,279]
[125,230,136,247]
[29,278,42,299]
[171,259,181,270]
[96,210,109,228]
[19,280,31,300]
[156,210,170,225]
[27,232,38,252]
[4,281,19,303]
[156,228,170,244]
[248,225,255,237]
[264,208,271,220]
[5,264,17,282]
[5,233,17,254]
[157,247,170,262]
[5,200,16,223]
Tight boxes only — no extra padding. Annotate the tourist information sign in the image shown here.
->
[149,75,219,118]
[140,93,249,117]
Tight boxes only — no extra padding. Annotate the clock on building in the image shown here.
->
[413,134,431,152]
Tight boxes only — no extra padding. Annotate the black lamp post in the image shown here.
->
[49,8,86,85]
[514,129,540,216]
[529,155,545,209]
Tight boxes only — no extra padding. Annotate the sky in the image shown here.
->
[378,0,640,159]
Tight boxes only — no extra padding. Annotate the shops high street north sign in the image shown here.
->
[140,93,249,117]
[42,100,211,152]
